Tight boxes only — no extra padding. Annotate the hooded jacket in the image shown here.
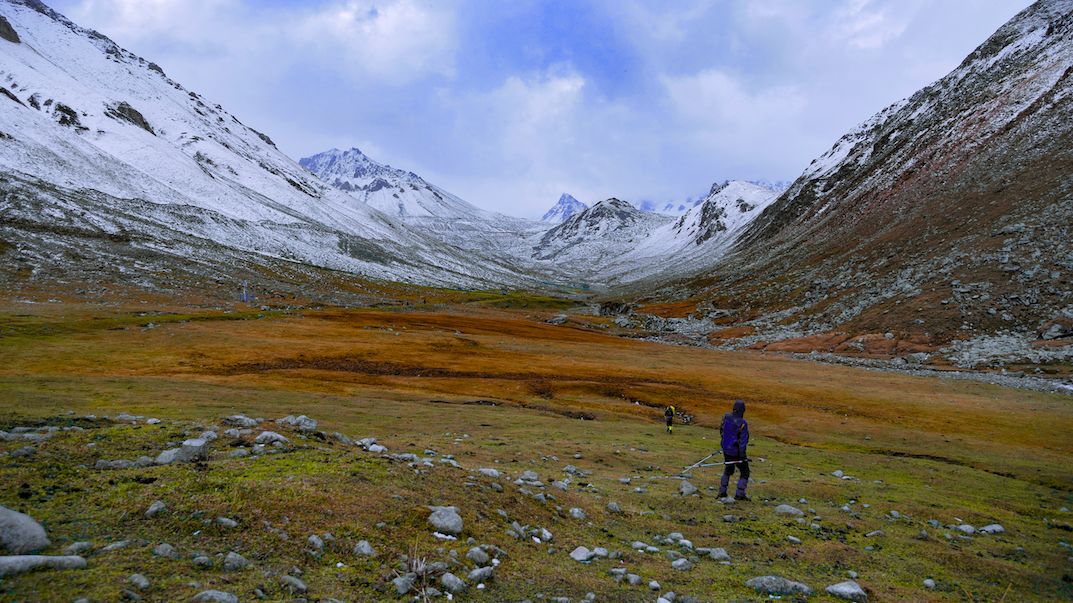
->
[720,400,749,457]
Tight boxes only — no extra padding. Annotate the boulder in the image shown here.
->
[353,540,377,557]
[0,505,50,554]
[979,524,1005,535]
[0,555,86,577]
[679,481,698,496]
[277,415,317,432]
[428,506,464,535]
[441,571,466,593]
[190,591,238,603]
[745,576,813,596]
[569,546,594,562]
[826,580,868,602]
[774,504,805,517]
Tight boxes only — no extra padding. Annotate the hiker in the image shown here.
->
[718,399,750,500]
[664,405,675,434]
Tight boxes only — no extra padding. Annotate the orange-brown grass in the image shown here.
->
[1,300,1072,601]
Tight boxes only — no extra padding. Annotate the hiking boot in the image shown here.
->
[734,494,751,501]
[718,490,728,498]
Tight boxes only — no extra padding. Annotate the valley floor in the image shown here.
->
[0,297,1071,601]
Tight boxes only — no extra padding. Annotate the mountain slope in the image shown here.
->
[652,0,1073,361]
[541,193,588,223]
[0,0,540,294]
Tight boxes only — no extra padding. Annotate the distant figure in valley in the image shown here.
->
[664,405,675,434]
[719,399,751,500]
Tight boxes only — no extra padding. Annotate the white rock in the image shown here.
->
[569,546,594,563]
[0,505,50,554]
[826,580,868,602]
[428,506,464,535]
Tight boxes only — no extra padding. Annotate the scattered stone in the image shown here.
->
[0,555,87,577]
[353,540,376,557]
[192,555,212,568]
[223,551,248,571]
[569,546,594,563]
[706,547,731,562]
[649,580,661,591]
[832,470,844,478]
[428,506,464,535]
[679,481,698,496]
[0,505,50,554]
[128,573,150,590]
[277,415,317,432]
[774,505,805,517]
[393,573,416,595]
[607,502,622,513]
[254,431,289,445]
[441,572,466,593]
[954,524,976,535]
[146,500,167,518]
[923,578,936,590]
[216,517,238,529]
[146,418,161,425]
[64,542,93,555]
[152,543,180,560]
[626,573,642,586]
[569,508,587,520]
[980,524,1005,535]
[826,580,868,602]
[155,438,209,465]
[223,415,258,428]
[229,448,249,458]
[468,566,494,582]
[467,547,490,566]
[671,558,693,571]
[787,536,802,544]
[745,576,814,596]
[723,514,738,523]
[10,446,35,458]
[478,468,501,479]
[190,590,239,603]
[865,530,884,538]
[280,574,307,594]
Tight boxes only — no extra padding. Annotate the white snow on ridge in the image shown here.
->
[541,193,588,223]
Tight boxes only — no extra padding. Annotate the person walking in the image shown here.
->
[718,399,751,500]
[664,405,675,434]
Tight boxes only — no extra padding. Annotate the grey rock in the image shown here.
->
[190,590,238,603]
[649,580,661,590]
[192,555,213,568]
[707,547,731,562]
[980,523,1005,534]
[146,500,167,518]
[393,573,416,595]
[223,551,249,571]
[520,470,539,481]
[569,546,594,562]
[0,505,50,554]
[569,507,587,520]
[679,481,698,496]
[774,505,804,517]
[466,547,490,565]
[0,555,87,577]
[254,431,289,445]
[468,566,494,582]
[307,534,324,550]
[745,576,814,596]
[152,543,180,560]
[478,467,500,479]
[353,540,376,557]
[428,506,463,535]
[64,542,93,555]
[277,415,317,432]
[441,571,466,593]
[923,578,936,589]
[330,432,353,446]
[671,558,693,571]
[100,540,130,552]
[787,536,802,544]
[229,448,249,458]
[626,573,642,586]
[954,524,976,535]
[128,573,150,590]
[826,580,868,602]
[10,446,36,458]
[865,530,884,538]
[607,502,622,514]
[223,415,258,428]
[280,574,307,593]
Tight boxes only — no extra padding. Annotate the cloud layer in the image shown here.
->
[54,0,1031,218]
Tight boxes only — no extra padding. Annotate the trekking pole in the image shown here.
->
[681,452,718,473]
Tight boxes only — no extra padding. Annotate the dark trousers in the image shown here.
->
[719,454,749,497]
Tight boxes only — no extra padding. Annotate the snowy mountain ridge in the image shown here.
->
[541,193,588,223]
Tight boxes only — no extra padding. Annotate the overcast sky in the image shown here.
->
[53,0,1031,219]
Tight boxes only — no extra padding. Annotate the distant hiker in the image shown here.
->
[664,405,675,434]
[719,399,751,500]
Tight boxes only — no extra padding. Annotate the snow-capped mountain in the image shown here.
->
[670,0,1073,347]
[532,198,671,264]
[0,0,546,294]
[541,193,587,223]
[299,148,489,220]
